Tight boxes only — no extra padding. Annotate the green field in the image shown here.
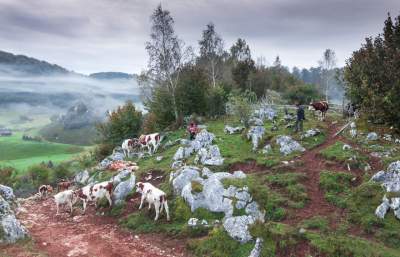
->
[0,132,85,171]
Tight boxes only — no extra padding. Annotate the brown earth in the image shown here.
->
[1,197,190,257]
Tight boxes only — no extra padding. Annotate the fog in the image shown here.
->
[0,72,143,128]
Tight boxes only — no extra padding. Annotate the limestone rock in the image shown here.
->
[247,126,265,151]
[367,132,378,141]
[74,170,90,185]
[112,174,136,204]
[276,135,305,156]
[225,125,245,135]
[223,215,255,243]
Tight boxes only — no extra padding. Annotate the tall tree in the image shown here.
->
[198,23,224,88]
[230,38,255,91]
[319,49,337,102]
[145,4,189,121]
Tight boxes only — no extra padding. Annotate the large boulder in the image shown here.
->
[223,215,255,243]
[111,169,132,186]
[249,238,264,257]
[173,147,194,161]
[112,174,136,204]
[191,130,215,151]
[0,185,27,244]
[74,170,90,185]
[0,185,15,202]
[367,132,379,141]
[302,128,320,139]
[195,145,224,166]
[247,126,265,151]
[276,136,305,156]
[254,107,276,121]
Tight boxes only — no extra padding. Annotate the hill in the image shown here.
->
[89,72,136,80]
[0,50,72,76]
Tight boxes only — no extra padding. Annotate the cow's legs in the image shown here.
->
[154,201,160,220]
[139,194,145,209]
[69,201,73,216]
[82,199,87,214]
[56,203,60,215]
[106,193,113,207]
[163,201,170,221]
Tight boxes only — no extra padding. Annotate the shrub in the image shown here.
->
[0,166,15,186]
[96,101,142,146]
[187,227,254,257]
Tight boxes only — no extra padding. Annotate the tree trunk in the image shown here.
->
[211,59,216,88]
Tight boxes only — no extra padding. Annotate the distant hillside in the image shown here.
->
[89,72,135,80]
[0,50,71,76]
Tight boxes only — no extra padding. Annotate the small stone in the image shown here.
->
[299,228,306,234]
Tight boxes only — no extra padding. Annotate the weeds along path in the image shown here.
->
[284,120,368,226]
[5,197,189,257]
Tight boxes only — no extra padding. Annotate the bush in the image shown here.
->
[206,86,228,117]
[283,84,321,104]
[0,166,15,186]
[187,227,254,257]
[227,92,254,128]
[96,101,142,146]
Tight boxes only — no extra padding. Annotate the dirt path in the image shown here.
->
[2,197,190,257]
[284,120,376,226]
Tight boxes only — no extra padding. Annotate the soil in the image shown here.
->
[1,197,190,257]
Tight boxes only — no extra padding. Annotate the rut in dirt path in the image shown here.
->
[8,197,190,257]
[283,121,371,226]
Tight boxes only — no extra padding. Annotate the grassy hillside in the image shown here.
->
[0,132,85,171]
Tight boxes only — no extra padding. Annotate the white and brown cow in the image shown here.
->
[75,181,113,214]
[54,189,78,215]
[122,138,135,157]
[135,133,162,155]
[309,101,329,121]
[136,182,170,221]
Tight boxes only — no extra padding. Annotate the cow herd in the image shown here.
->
[38,161,170,221]
[122,133,163,157]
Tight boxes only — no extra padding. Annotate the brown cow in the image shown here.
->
[57,181,73,192]
[309,101,329,121]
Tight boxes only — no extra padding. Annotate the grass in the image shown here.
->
[0,132,85,171]
[319,171,353,208]
[187,227,254,257]
[320,141,368,169]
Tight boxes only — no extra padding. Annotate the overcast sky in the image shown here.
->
[0,0,399,74]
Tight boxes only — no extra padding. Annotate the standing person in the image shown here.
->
[295,103,305,133]
[188,122,198,140]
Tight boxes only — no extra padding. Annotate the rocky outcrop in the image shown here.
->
[371,161,400,219]
[367,132,379,141]
[224,125,245,135]
[112,174,136,204]
[195,145,224,166]
[74,170,90,185]
[276,135,305,156]
[247,126,265,151]
[0,185,27,244]
[301,128,320,139]
[171,166,264,243]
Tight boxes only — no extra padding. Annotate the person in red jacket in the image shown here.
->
[188,122,198,140]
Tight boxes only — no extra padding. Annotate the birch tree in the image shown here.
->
[319,49,337,102]
[145,4,189,121]
[198,23,224,88]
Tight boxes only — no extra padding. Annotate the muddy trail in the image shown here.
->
[283,120,381,226]
[2,197,190,257]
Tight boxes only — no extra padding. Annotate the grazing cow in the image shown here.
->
[122,139,135,157]
[57,181,73,192]
[54,189,78,215]
[38,185,53,198]
[135,133,162,155]
[309,101,329,121]
[136,182,170,221]
[75,181,113,214]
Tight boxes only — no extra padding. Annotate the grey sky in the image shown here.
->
[0,0,398,74]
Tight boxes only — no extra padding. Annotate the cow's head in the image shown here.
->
[136,182,145,193]
[47,185,54,193]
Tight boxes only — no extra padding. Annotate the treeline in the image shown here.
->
[344,13,400,130]
[138,4,321,130]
